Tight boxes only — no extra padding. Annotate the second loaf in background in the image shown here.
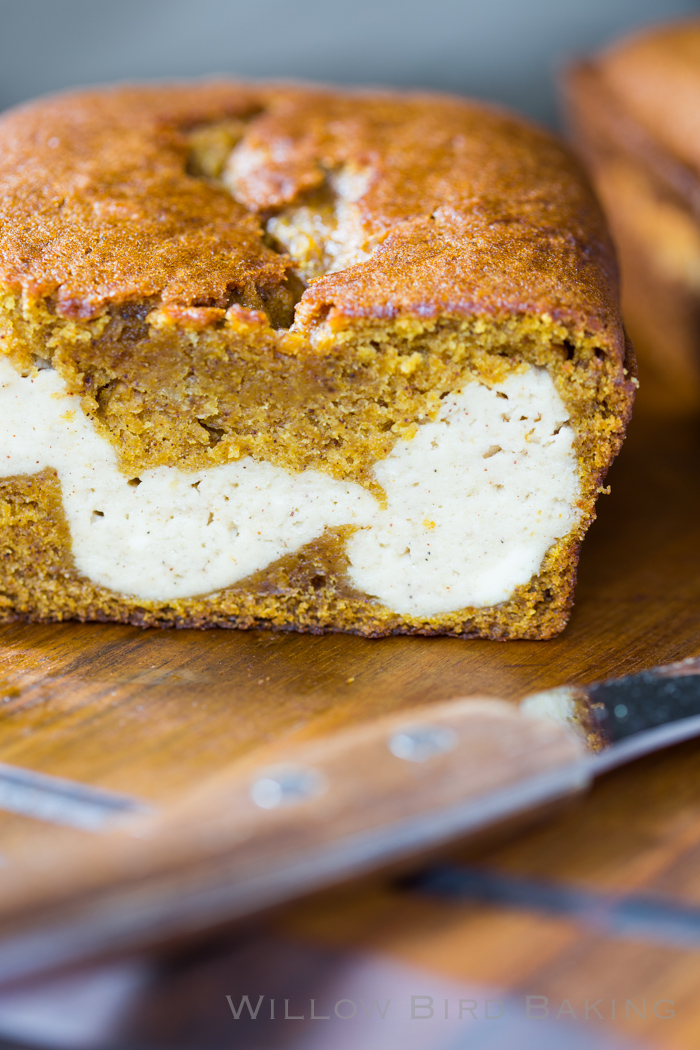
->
[564,19,700,401]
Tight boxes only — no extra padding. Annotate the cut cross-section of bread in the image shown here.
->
[0,83,635,638]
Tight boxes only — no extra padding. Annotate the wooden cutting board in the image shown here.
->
[0,375,699,879]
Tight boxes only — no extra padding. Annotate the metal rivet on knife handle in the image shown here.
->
[250,766,326,809]
[388,725,458,763]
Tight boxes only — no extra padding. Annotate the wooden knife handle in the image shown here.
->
[164,695,590,868]
[0,697,589,985]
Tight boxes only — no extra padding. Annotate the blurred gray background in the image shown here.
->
[0,0,698,125]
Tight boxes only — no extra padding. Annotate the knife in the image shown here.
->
[0,656,698,986]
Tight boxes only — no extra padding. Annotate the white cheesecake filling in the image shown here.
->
[0,358,580,614]
[346,367,580,614]
[0,358,377,602]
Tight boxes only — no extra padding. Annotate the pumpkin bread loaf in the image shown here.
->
[0,83,635,638]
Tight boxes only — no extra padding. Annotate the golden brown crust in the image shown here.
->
[0,82,623,355]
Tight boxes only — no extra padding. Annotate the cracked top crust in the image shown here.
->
[0,81,622,356]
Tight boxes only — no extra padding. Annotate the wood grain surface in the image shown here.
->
[0,374,699,1047]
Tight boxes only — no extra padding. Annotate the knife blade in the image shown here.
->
[0,657,699,986]
[520,655,700,770]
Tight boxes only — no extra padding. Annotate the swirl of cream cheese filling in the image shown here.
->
[0,357,579,615]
